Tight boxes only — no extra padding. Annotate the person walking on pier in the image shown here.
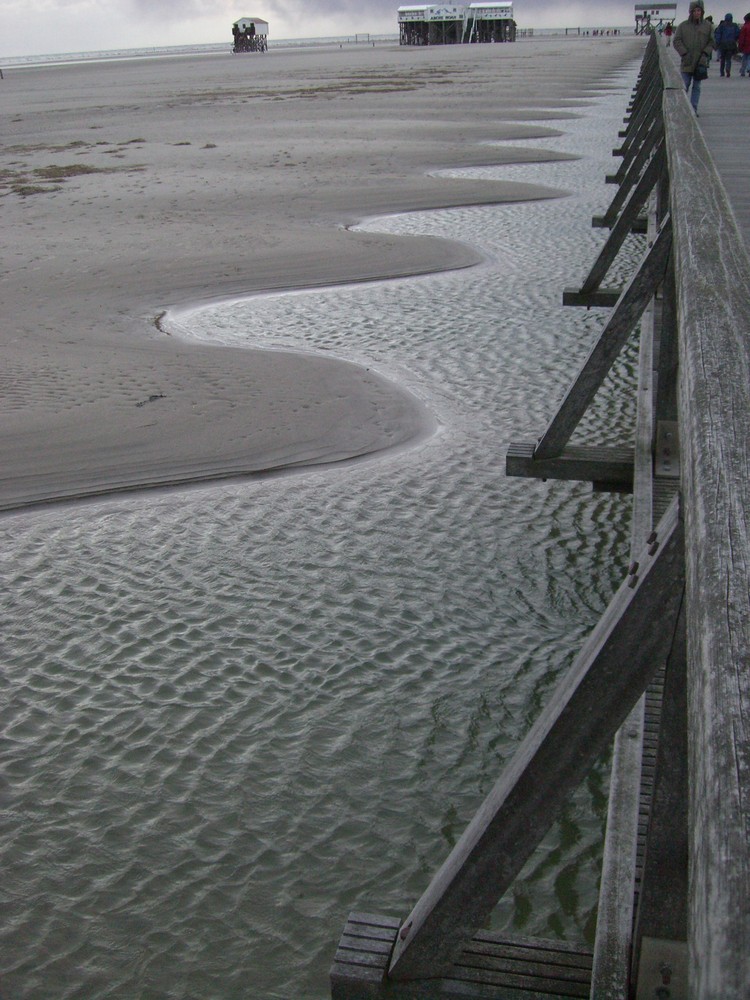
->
[739,12,750,76]
[714,12,740,75]
[674,0,715,113]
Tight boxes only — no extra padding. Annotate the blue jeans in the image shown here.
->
[718,49,734,75]
[681,70,702,110]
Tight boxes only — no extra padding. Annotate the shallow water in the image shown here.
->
[1,66,643,999]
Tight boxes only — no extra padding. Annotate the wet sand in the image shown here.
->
[0,36,644,511]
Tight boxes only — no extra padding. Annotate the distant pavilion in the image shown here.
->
[634,4,677,34]
[397,3,516,45]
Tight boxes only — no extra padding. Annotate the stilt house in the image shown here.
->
[634,4,677,34]
[397,3,516,45]
[231,15,269,52]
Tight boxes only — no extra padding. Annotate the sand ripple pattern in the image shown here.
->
[2,69,642,999]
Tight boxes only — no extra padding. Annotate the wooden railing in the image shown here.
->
[662,47,750,1000]
[330,34,750,998]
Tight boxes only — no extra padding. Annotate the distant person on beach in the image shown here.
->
[737,12,750,74]
[664,21,674,45]
[714,12,740,75]
[674,0,715,113]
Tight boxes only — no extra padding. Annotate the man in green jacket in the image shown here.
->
[673,0,715,113]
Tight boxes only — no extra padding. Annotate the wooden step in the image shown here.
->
[506,441,634,488]
[331,912,593,999]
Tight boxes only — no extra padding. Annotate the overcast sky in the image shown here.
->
[2,1,648,58]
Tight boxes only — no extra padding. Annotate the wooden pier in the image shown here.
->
[330,34,750,999]
[692,66,750,250]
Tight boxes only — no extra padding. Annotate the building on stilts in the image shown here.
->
[397,3,516,45]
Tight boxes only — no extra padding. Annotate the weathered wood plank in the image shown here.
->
[443,985,584,1000]
[652,478,678,522]
[348,913,402,927]
[331,914,399,1000]
[455,961,589,997]
[331,919,594,1000]
[589,701,644,999]
[445,967,590,998]
[631,602,688,984]
[562,287,622,307]
[466,932,593,967]
[339,936,394,957]
[331,964,389,1000]
[336,946,392,969]
[592,215,647,233]
[698,79,750,252]
[344,915,402,942]
[453,954,590,985]
[664,80,750,996]
[654,248,678,426]
[505,441,633,487]
[388,500,684,981]
[534,218,671,461]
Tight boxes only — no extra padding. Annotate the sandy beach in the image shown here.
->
[0,36,644,512]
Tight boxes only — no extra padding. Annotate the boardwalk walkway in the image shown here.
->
[678,54,750,249]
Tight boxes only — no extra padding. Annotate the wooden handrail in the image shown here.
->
[659,41,750,996]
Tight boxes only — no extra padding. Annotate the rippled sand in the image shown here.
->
[0,36,643,511]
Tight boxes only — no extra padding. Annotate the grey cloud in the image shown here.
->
[256,0,619,21]
[129,0,230,15]
[128,0,633,26]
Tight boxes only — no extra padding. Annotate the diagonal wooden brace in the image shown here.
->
[534,217,672,462]
[388,498,685,983]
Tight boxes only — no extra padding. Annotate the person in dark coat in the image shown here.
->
[674,0,715,112]
[715,12,740,76]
